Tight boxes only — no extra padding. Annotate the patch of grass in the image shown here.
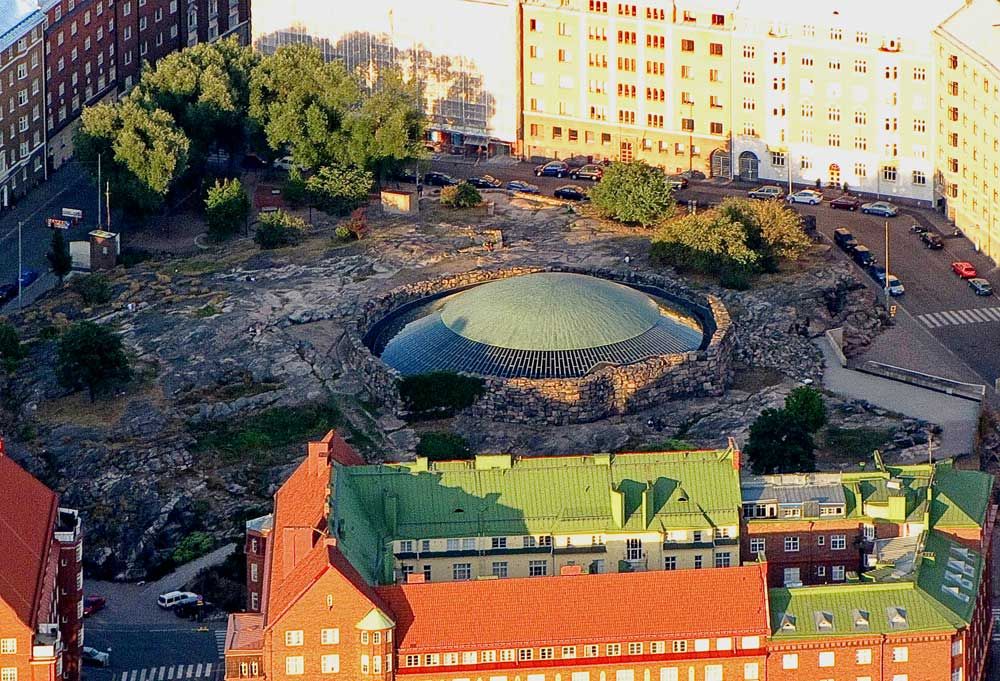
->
[628,438,698,453]
[173,259,224,276]
[192,401,346,465]
[172,531,214,565]
[193,304,220,318]
[822,426,894,460]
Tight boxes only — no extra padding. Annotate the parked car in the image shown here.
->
[921,232,944,249]
[467,175,502,189]
[852,245,876,268]
[0,284,16,305]
[506,180,540,194]
[666,175,689,190]
[272,156,306,172]
[535,160,570,178]
[969,278,993,296]
[952,261,978,278]
[678,169,706,180]
[18,269,39,288]
[554,185,588,201]
[787,189,823,205]
[157,591,201,610]
[833,228,858,251]
[885,275,905,296]
[861,201,899,217]
[829,195,862,211]
[83,596,107,617]
[569,164,604,181]
[240,153,269,170]
[394,168,419,184]
[868,264,887,286]
[423,172,459,187]
[81,647,110,667]
[747,185,784,200]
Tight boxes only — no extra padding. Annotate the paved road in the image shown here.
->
[0,161,99,300]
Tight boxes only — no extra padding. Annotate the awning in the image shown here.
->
[462,135,490,146]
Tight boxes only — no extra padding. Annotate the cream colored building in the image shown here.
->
[251,0,521,153]
[933,0,1000,261]
[521,0,737,175]
[730,0,961,200]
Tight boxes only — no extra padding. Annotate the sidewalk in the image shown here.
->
[817,339,980,457]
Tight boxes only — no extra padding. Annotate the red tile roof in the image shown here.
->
[377,564,770,652]
[0,454,59,627]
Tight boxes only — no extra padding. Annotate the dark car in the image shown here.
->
[83,596,107,617]
[18,269,39,288]
[240,153,269,170]
[423,172,459,187]
[0,284,16,305]
[921,232,944,250]
[852,245,875,268]
[506,180,540,194]
[970,278,993,296]
[467,175,502,189]
[678,169,707,181]
[394,168,419,184]
[554,185,588,201]
[666,175,689,190]
[570,164,604,181]
[829,195,861,211]
[535,160,570,178]
[868,265,887,286]
[833,228,857,251]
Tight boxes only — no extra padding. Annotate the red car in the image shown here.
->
[952,261,978,278]
[83,596,107,617]
[829,195,861,211]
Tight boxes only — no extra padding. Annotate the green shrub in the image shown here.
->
[416,431,472,461]
[55,321,131,401]
[120,247,153,267]
[254,210,305,249]
[283,168,308,207]
[440,182,482,208]
[0,321,24,371]
[305,164,373,216]
[335,225,351,240]
[172,531,215,565]
[184,545,246,612]
[399,372,485,416]
[589,161,675,227]
[205,177,250,241]
[71,274,113,306]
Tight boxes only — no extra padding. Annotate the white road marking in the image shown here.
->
[195,664,203,677]
[167,667,175,680]
[139,670,147,681]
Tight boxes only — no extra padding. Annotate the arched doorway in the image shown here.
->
[828,163,841,188]
[738,151,759,182]
[710,149,731,179]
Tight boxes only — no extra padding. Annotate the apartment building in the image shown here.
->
[250,0,520,155]
[180,0,250,50]
[0,2,47,210]
[934,0,1000,262]
[741,458,994,588]
[225,432,996,681]
[521,0,735,174]
[0,440,84,681]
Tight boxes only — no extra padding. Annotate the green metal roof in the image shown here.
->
[329,450,741,584]
[439,272,662,351]
[770,531,983,640]
[929,461,993,529]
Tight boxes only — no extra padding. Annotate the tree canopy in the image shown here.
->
[47,230,72,282]
[205,178,250,240]
[589,161,676,227]
[55,321,131,401]
[744,387,827,474]
[305,164,373,216]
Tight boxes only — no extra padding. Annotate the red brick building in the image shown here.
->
[244,514,271,614]
[0,5,48,210]
[0,441,84,681]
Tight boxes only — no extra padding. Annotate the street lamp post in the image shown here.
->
[16,221,22,308]
[883,220,891,307]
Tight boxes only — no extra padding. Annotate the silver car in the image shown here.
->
[787,189,823,205]
[748,185,784,200]
[861,201,899,217]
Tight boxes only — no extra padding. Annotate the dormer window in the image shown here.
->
[881,37,901,52]
[853,609,870,631]
[814,611,834,631]
[887,607,908,629]
[780,614,796,631]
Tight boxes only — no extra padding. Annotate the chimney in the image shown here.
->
[308,435,334,477]
[728,436,741,470]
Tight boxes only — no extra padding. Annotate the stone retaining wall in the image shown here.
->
[345,266,734,425]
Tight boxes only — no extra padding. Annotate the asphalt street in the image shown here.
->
[0,161,99,301]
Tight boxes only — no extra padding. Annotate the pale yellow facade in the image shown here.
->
[934,0,1000,262]
[521,0,733,175]
[392,525,740,582]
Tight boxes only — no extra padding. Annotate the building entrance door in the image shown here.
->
[829,163,841,188]
[710,149,731,178]
[620,141,634,162]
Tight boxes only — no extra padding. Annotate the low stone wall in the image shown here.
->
[345,266,734,425]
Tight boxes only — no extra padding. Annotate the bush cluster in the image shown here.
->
[71,274,113,306]
[589,161,675,227]
[254,210,305,249]
[399,372,486,416]
[440,182,483,208]
[415,431,473,461]
[745,386,827,474]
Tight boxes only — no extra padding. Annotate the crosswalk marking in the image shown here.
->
[215,629,227,659]
[918,306,1000,328]
[121,664,216,681]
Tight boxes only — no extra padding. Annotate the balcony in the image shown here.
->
[54,508,80,543]
[33,624,61,660]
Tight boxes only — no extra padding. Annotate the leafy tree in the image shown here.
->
[46,230,72,283]
[399,372,485,417]
[71,274,113,306]
[744,408,817,475]
[783,386,827,433]
[205,177,250,240]
[440,182,482,208]
[0,321,24,371]
[717,197,810,272]
[589,161,676,227]
[172,531,215,565]
[135,38,259,163]
[305,164,373,215]
[254,210,306,249]
[416,431,472,461]
[249,44,359,170]
[283,167,308,207]
[55,321,131,401]
[341,69,426,183]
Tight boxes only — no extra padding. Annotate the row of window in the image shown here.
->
[404,637,762,668]
[748,535,848,554]
[781,646,910,669]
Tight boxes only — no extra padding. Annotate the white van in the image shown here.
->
[157,591,200,609]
